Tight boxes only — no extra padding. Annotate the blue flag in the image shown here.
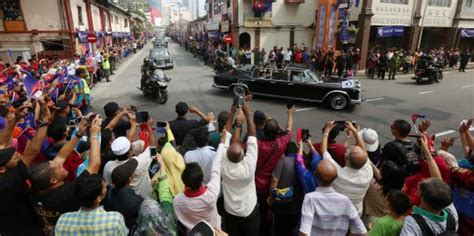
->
[23,73,41,98]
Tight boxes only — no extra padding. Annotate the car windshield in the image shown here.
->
[304,70,319,83]
[150,49,168,58]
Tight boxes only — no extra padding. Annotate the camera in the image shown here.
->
[135,111,149,123]
[301,129,310,141]
[233,95,244,108]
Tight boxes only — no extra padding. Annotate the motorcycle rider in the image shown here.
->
[416,54,440,83]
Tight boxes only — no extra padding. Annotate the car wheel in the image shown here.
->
[327,93,349,111]
[232,85,246,96]
[158,92,168,104]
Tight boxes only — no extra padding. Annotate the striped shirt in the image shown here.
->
[299,187,367,236]
[55,206,128,236]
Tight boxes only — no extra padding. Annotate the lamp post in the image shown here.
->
[417,0,429,50]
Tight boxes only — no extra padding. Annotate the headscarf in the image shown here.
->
[158,142,185,196]
[133,199,177,236]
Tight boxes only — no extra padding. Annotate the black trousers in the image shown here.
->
[224,205,260,236]
[274,211,300,236]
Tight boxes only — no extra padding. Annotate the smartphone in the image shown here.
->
[302,129,310,141]
[233,95,244,108]
[408,133,424,138]
[136,111,149,123]
[335,120,346,128]
[129,105,137,112]
[287,100,295,110]
[68,120,77,127]
[156,121,167,127]
[150,146,157,157]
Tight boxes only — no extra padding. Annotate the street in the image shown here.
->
[91,41,473,158]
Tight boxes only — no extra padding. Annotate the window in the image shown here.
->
[467,0,473,7]
[124,18,128,27]
[115,15,119,24]
[1,0,24,21]
[380,0,408,4]
[77,6,84,25]
[428,0,451,7]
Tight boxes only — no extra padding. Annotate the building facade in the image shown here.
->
[0,0,135,60]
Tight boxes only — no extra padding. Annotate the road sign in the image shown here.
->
[224,35,232,44]
[86,33,98,43]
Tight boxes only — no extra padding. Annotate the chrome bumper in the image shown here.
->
[212,83,229,89]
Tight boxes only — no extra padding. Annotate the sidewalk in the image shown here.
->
[355,62,474,76]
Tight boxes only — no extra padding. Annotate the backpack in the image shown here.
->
[412,212,457,236]
[392,140,422,176]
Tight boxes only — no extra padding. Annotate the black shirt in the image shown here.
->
[30,170,90,227]
[380,140,421,176]
[103,117,131,138]
[0,161,42,235]
[104,186,144,230]
[169,117,206,146]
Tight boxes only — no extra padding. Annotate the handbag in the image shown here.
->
[271,186,294,205]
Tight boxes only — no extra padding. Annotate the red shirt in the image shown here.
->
[403,156,451,205]
[313,142,347,167]
[253,131,292,197]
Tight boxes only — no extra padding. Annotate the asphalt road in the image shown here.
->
[91,41,474,158]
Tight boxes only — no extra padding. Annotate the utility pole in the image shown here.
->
[417,0,428,50]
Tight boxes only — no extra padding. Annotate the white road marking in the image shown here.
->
[365,97,384,102]
[434,130,456,137]
[461,85,473,88]
[296,107,318,112]
[418,91,434,95]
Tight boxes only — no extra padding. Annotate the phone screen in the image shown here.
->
[150,147,157,157]
[156,121,167,127]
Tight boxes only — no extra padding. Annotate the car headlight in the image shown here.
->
[157,81,167,87]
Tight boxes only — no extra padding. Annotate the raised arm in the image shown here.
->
[346,122,365,151]
[105,109,127,130]
[286,106,296,131]
[231,109,245,144]
[126,112,137,142]
[54,117,89,165]
[420,135,442,179]
[321,121,336,154]
[147,116,156,148]
[22,100,51,168]
[225,105,237,132]
[459,120,472,156]
[188,105,208,122]
[86,117,102,174]
[243,101,256,137]
[0,104,27,149]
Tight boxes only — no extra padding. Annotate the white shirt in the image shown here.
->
[173,143,226,231]
[221,135,258,217]
[184,146,216,184]
[323,151,373,215]
[103,146,154,198]
[284,50,292,61]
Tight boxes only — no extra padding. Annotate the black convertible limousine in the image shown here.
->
[212,64,362,110]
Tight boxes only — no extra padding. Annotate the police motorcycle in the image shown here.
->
[140,58,171,104]
[412,55,444,84]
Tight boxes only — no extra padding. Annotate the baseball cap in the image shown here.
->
[0,147,16,166]
[55,100,69,111]
[358,128,379,152]
[103,102,119,117]
[188,221,215,236]
[111,136,131,156]
[175,102,188,115]
[111,159,138,188]
[254,110,266,124]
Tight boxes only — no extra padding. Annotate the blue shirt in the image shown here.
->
[295,151,322,194]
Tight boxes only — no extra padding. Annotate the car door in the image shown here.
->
[287,71,326,101]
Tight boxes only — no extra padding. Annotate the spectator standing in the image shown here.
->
[102,54,111,82]
[104,159,144,230]
[173,128,227,231]
[284,48,293,66]
[459,49,471,72]
[400,179,458,235]
[377,54,388,80]
[221,101,260,236]
[368,190,412,236]
[352,48,361,75]
[388,52,401,80]
[0,100,50,235]
[268,141,305,236]
[324,51,335,78]
[55,174,128,236]
[299,159,367,236]
[321,121,374,215]
[255,106,295,235]
[169,102,212,146]
[184,126,216,184]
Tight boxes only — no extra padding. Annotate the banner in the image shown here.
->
[317,5,327,48]
[328,5,337,48]
[377,26,404,38]
[461,29,474,38]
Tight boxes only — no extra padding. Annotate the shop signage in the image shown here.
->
[377,26,404,38]
[206,20,219,31]
[461,29,474,38]
[221,20,229,33]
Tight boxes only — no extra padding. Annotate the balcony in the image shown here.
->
[243,12,273,28]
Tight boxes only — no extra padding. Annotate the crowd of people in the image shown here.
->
[1,50,473,235]
[180,37,472,80]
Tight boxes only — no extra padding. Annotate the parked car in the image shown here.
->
[144,47,174,69]
[212,64,362,110]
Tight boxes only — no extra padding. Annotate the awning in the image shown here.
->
[377,26,404,38]
[461,29,474,38]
